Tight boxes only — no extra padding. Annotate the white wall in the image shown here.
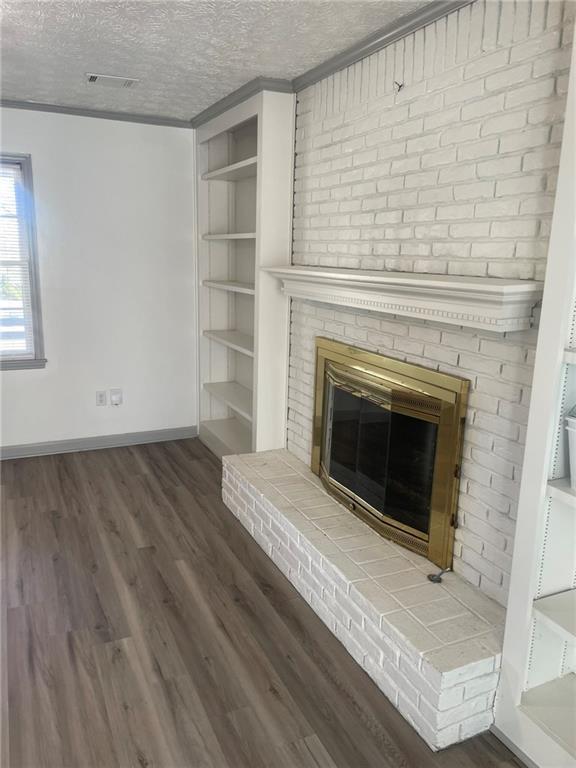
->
[0,108,197,446]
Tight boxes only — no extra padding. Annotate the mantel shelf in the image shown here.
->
[264,266,543,333]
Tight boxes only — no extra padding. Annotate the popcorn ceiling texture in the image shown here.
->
[1,0,428,121]
[287,0,574,606]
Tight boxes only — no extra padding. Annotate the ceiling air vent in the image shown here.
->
[85,73,139,89]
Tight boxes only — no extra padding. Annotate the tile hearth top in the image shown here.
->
[225,449,505,678]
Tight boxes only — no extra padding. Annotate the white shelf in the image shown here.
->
[547,477,576,509]
[202,156,258,181]
[203,329,254,357]
[520,674,576,759]
[203,280,255,295]
[534,589,576,642]
[204,381,253,422]
[199,417,251,458]
[564,348,576,365]
[203,232,256,241]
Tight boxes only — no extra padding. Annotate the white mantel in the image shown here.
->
[265,266,543,333]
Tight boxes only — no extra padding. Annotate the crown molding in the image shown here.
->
[292,0,475,92]
[189,77,293,127]
[0,98,192,128]
[264,266,543,333]
[191,0,474,126]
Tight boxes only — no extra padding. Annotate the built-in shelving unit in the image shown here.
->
[495,45,576,768]
[196,90,295,457]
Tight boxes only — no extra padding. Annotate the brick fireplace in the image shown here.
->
[220,0,572,751]
[285,0,572,605]
[287,303,538,606]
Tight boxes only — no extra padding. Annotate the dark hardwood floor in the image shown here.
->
[1,438,524,768]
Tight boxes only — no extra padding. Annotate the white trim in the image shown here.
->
[1,99,192,128]
[291,0,474,92]
[0,426,198,460]
[265,266,543,333]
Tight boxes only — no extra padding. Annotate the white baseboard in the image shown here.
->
[0,426,198,460]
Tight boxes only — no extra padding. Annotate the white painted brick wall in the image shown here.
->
[287,301,537,605]
[222,454,503,750]
[293,0,573,279]
[287,0,574,605]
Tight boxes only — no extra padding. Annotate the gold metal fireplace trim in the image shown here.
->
[312,338,469,569]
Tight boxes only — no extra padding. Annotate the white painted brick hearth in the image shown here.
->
[222,450,505,750]
[287,0,574,605]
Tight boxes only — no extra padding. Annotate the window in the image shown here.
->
[0,154,45,369]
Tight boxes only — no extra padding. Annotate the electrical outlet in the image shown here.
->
[110,388,123,407]
[96,390,107,406]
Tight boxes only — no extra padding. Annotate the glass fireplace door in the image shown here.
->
[324,377,439,536]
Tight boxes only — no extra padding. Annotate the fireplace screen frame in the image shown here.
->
[312,338,469,569]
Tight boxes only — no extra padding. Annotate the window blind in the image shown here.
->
[0,159,38,361]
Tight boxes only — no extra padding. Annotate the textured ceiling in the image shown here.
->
[1,0,430,121]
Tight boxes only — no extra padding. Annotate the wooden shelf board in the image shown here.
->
[204,381,253,422]
[547,477,576,509]
[199,417,251,458]
[564,348,576,365]
[534,589,576,642]
[203,233,256,241]
[203,280,255,295]
[520,673,576,758]
[203,329,254,357]
[202,156,258,181]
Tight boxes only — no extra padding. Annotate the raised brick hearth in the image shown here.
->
[222,449,505,750]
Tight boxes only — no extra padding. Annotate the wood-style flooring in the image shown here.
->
[1,439,524,768]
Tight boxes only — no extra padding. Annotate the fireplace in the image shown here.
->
[312,338,469,568]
